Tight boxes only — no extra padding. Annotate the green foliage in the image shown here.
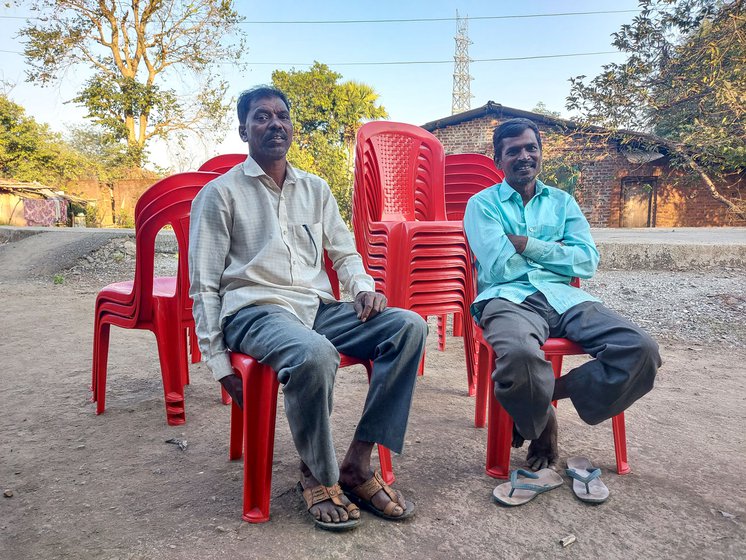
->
[67,124,137,183]
[52,274,64,285]
[0,94,92,183]
[20,1,245,166]
[272,63,388,223]
[567,0,745,218]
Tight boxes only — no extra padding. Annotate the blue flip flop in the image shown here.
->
[566,456,609,504]
[492,468,564,506]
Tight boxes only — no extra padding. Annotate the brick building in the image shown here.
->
[422,102,745,227]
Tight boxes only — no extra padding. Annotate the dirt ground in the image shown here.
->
[1,232,745,560]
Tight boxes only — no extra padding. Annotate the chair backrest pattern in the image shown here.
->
[131,172,218,321]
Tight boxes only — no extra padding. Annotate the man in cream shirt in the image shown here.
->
[189,85,426,530]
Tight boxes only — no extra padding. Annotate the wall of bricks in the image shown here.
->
[70,176,157,226]
[428,116,745,227]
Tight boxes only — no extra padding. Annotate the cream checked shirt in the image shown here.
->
[188,155,375,381]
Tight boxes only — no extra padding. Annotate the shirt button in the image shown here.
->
[292,260,297,265]
[529,227,536,232]
[283,230,287,235]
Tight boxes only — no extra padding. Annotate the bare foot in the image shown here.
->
[339,441,408,518]
[219,375,243,409]
[526,407,559,471]
[300,462,359,524]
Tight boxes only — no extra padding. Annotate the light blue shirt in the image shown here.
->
[463,179,600,319]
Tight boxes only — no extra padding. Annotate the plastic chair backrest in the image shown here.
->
[131,172,218,321]
[199,154,247,174]
[134,171,218,222]
[444,153,505,220]
[353,121,446,224]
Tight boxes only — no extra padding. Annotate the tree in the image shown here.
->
[20,1,245,166]
[531,102,562,119]
[271,63,388,222]
[0,93,90,183]
[567,0,745,219]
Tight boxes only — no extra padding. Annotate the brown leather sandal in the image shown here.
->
[297,482,361,531]
[341,471,415,521]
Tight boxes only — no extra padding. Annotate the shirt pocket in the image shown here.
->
[538,224,563,242]
[289,222,322,268]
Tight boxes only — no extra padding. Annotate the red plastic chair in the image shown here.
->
[437,154,505,348]
[475,329,630,478]
[226,254,394,523]
[91,172,219,425]
[466,241,630,477]
[352,121,477,394]
[198,153,246,174]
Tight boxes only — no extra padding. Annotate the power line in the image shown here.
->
[236,51,622,67]
[0,48,621,65]
[0,9,640,24]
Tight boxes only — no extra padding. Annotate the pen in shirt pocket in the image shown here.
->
[302,224,319,266]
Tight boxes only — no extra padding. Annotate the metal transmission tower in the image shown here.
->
[451,12,473,115]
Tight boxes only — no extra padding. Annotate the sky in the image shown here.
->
[0,0,643,169]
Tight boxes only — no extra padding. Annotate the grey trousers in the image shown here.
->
[222,301,427,486]
[479,292,660,440]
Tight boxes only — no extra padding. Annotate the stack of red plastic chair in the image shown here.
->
[352,121,476,395]
[198,153,246,174]
[91,171,219,426]
[466,241,630,478]
[444,153,504,221]
[437,154,505,349]
[227,253,394,523]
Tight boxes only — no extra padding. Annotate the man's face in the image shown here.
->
[495,128,543,188]
[238,95,293,165]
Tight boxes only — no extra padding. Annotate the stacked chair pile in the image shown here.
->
[91,171,221,426]
[352,121,478,396]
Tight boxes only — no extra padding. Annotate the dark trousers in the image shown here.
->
[223,301,427,486]
[479,292,660,440]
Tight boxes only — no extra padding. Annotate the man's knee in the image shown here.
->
[494,342,543,371]
[388,308,428,345]
[278,337,340,385]
[630,329,661,386]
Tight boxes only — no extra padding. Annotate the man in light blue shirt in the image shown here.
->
[464,118,660,477]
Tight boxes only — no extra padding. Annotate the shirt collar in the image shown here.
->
[498,179,549,202]
[242,155,298,185]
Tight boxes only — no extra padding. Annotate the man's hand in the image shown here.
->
[506,234,528,254]
[354,291,387,322]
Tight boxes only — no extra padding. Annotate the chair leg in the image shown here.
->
[474,343,491,428]
[452,312,463,337]
[189,327,201,364]
[547,354,564,407]
[221,386,232,406]
[229,387,243,461]
[152,301,188,426]
[92,319,111,414]
[486,376,513,479]
[241,360,280,523]
[462,312,477,397]
[182,328,191,386]
[612,412,631,475]
[437,315,446,351]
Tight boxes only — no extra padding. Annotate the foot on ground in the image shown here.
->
[339,465,408,518]
[300,462,360,525]
[512,424,526,448]
[526,407,559,471]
